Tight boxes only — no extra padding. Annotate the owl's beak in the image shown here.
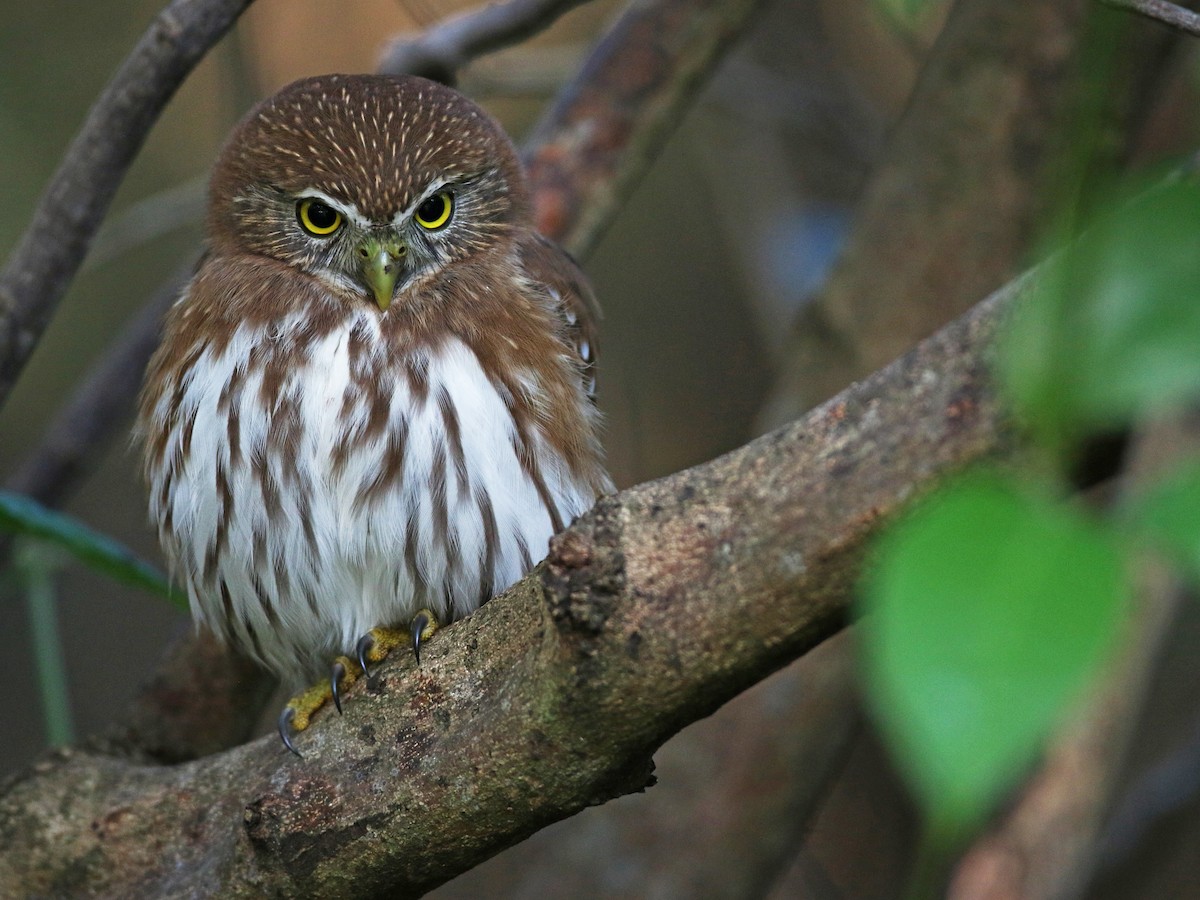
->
[359,238,406,311]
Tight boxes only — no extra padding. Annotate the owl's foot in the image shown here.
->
[276,611,440,755]
[355,608,440,675]
[277,653,361,757]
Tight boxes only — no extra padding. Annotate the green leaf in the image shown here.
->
[0,490,183,610]
[1124,458,1200,583]
[860,471,1127,830]
[1000,180,1200,453]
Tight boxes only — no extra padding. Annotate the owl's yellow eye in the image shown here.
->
[297,198,343,236]
[414,192,453,230]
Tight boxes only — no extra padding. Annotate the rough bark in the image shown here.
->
[0,266,1017,896]
[437,629,863,899]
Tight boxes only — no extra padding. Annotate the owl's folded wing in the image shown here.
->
[517,232,602,402]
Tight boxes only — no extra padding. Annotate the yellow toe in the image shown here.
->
[283,654,360,731]
[361,610,440,666]
[362,626,407,665]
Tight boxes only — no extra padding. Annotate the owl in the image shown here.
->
[137,74,612,752]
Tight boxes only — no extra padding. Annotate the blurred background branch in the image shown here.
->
[758,0,1115,431]
[1102,0,1200,37]
[379,0,593,82]
[0,0,254,411]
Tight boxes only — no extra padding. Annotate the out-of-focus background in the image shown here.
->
[7,0,1200,896]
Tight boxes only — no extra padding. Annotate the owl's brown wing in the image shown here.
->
[518,232,602,401]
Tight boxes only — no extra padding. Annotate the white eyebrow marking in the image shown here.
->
[297,188,370,229]
[391,179,451,228]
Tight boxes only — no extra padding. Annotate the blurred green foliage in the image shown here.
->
[862,472,1125,835]
[1002,181,1200,456]
[1124,458,1200,584]
[860,173,1200,889]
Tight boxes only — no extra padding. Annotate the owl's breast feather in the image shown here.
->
[146,312,598,682]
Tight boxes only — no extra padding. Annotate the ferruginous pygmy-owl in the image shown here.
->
[137,74,612,753]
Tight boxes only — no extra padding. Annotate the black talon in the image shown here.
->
[331,660,346,714]
[278,707,303,758]
[356,633,376,678]
[411,612,431,665]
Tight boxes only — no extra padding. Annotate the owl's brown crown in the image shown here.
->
[208,73,528,236]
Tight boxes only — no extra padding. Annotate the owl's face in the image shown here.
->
[207,74,530,311]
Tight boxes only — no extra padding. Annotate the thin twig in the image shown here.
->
[0,0,254,415]
[1101,0,1200,38]
[378,0,594,83]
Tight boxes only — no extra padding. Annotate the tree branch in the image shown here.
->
[523,0,770,258]
[440,629,863,897]
[1101,0,1200,37]
[0,258,1017,894]
[0,0,254,415]
[378,0,594,84]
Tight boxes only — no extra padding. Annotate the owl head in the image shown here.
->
[207,74,530,311]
